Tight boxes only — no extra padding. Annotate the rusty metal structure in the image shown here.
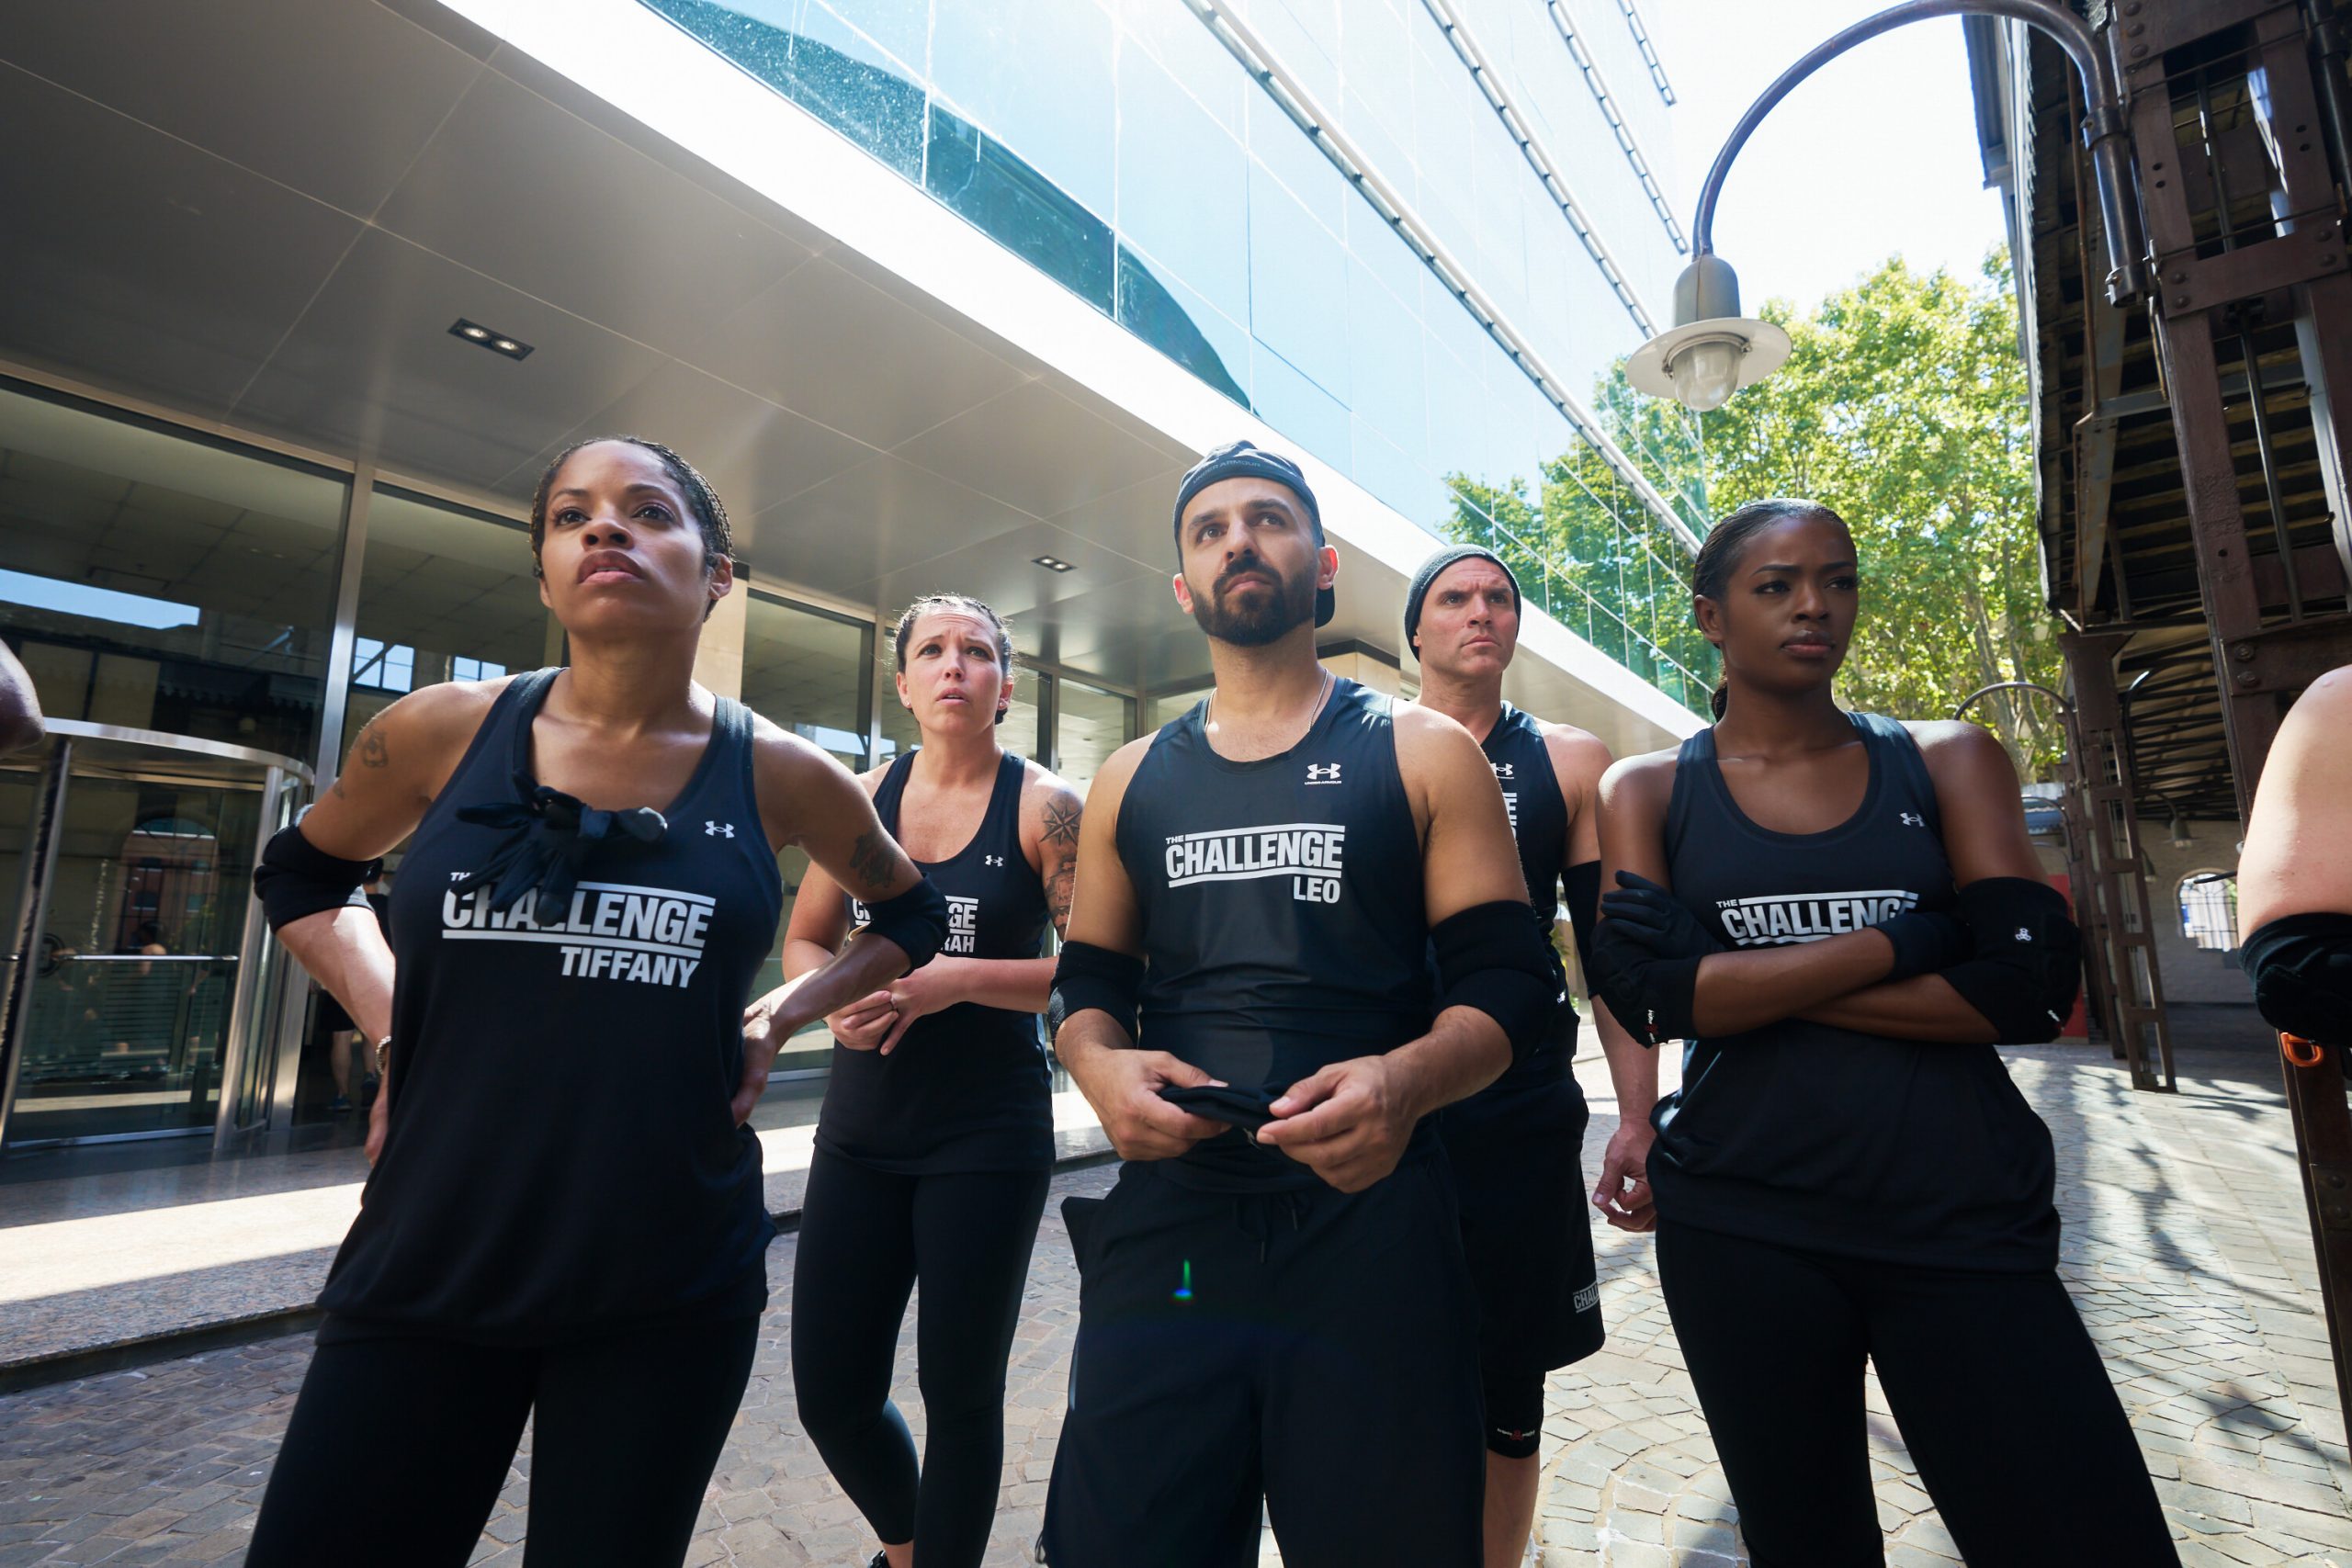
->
[1971,0,2352,1427]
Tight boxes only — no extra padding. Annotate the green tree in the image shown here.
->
[1444,249,2061,774]
[1703,249,2062,776]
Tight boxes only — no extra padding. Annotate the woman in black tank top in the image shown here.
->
[783,594,1082,1568]
[244,439,943,1568]
[1592,501,2174,1567]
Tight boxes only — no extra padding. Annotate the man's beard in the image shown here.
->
[1190,557,1317,647]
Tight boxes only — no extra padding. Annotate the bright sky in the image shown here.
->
[1654,0,2010,314]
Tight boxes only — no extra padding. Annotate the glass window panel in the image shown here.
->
[808,0,927,79]
[1344,257,1428,465]
[929,0,1116,220]
[1109,0,1246,134]
[648,0,927,179]
[0,384,344,761]
[926,105,1114,312]
[340,489,552,761]
[1249,344,1352,479]
[1053,677,1130,793]
[1114,54,1250,326]
[1116,248,1251,407]
[1245,90,1350,240]
[1248,0,1341,109]
[1247,162,1350,402]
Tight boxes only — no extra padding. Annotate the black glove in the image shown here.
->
[1593,873,1717,1047]
[1599,872,1722,962]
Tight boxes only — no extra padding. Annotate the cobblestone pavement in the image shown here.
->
[1,1044,2346,1566]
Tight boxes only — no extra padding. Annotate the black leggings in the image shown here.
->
[246,1311,760,1567]
[1656,1223,2177,1568]
[791,1148,1049,1568]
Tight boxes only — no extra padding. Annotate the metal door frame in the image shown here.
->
[0,720,311,1153]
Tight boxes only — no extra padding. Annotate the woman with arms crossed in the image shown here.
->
[1590,498,2175,1566]
[244,437,947,1568]
[785,594,1082,1568]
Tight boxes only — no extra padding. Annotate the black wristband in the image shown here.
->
[1878,909,1968,982]
[1050,940,1146,1043]
[1431,899,1561,1056]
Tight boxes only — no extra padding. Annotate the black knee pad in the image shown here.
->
[1481,1365,1544,1459]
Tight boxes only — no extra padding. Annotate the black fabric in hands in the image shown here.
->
[1159,1083,1282,1133]
[2242,912,2352,1044]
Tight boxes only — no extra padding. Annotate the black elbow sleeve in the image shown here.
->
[254,823,379,932]
[1939,877,2080,1043]
[1049,940,1145,1044]
[1432,900,1560,1058]
[2241,913,2352,1044]
[863,875,950,972]
[1562,860,1601,985]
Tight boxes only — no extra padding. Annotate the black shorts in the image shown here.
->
[1042,1155,1484,1568]
[1438,1070,1604,1382]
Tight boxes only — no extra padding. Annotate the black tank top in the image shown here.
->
[1116,678,1432,1190]
[320,671,783,1338]
[1479,703,1576,1090]
[1651,712,2059,1271]
[818,750,1053,1173]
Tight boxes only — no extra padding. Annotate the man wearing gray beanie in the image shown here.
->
[1407,543,1658,1568]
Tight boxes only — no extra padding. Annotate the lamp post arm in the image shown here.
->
[1690,0,2146,301]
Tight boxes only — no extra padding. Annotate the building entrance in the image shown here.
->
[0,720,307,1153]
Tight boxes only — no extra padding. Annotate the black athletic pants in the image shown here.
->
[1656,1222,2178,1568]
[245,1311,761,1567]
[1042,1154,1484,1568]
[790,1147,1050,1568]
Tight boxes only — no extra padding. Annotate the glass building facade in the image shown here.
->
[0,375,1141,1150]
[646,0,1716,712]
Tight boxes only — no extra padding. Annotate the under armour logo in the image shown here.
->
[1493,762,1515,779]
[1306,762,1342,784]
[2015,927,2032,942]
[1900,812,1925,827]
[706,821,735,838]
[985,854,1005,867]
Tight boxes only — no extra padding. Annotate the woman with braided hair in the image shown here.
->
[245,436,949,1567]
[1589,498,2174,1565]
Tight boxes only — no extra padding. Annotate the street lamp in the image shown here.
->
[1628,0,2150,412]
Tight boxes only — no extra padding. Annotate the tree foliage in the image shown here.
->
[1704,250,2062,776]
[1444,249,2062,774]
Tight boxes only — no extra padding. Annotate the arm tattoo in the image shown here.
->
[847,828,897,895]
[1042,790,1082,849]
[1046,856,1077,941]
[356,721,390,770]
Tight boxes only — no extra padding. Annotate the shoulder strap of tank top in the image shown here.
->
[870,749,919,835]
[1662,727,1716,856]
[1851,712,1942,837]
[498,668,563,785]
[981,750,1026,842]
[711,694,761,820]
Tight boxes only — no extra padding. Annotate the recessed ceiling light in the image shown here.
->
[449,318,533,360]
[1033,555,1075,573]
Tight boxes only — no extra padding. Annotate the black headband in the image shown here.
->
[1171,439,1333,628]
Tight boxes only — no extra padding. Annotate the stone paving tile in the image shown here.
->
[2,1044,2347,1565]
